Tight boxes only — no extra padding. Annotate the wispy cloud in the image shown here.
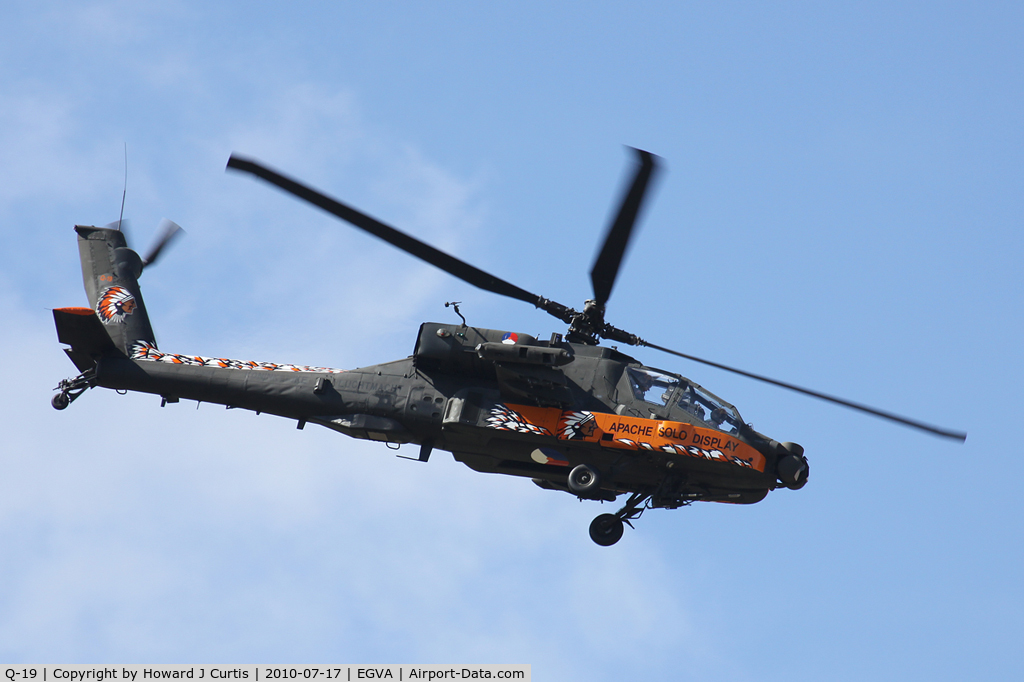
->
[0,28,705,672]
[0,3,833,677]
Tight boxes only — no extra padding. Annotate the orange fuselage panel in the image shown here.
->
[499,403,766,472]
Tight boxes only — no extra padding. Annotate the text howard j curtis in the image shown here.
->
[51,671,249,681]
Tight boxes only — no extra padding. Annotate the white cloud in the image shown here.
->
[0,77,710,673]
[0,93,116,212]
[0,7,724,675]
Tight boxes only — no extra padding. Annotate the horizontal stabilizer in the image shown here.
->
[53,307,121,371]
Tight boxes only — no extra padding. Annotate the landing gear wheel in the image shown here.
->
[568,464,601,497]
[589,513,624,546]
[52,369,95,410]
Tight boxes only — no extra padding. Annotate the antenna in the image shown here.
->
[117,142,127,230]
[445,301,466,326]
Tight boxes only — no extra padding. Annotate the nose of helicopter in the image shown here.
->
[777,442,809,489]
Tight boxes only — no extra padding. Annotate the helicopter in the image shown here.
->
[52,148,966,546]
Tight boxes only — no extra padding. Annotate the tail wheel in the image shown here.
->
[567,464,601,497]
[589,513,625,546]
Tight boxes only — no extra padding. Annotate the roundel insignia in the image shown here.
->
[530,448,569,467]
[96,285,138,324]
[501,332,518,345]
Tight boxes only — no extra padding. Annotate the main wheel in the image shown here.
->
[567,464,601,497]
[51,393,70,410]
[589,514,624,546]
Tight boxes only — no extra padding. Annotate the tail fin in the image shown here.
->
[54,226,157,368]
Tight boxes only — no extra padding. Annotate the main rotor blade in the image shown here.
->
[141,219,184,268]
[227,154,544,306]
[590,148,659,307]
[641,340,967,441]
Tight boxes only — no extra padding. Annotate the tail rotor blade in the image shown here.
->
[141,219,184,268]
[590,148,659,307]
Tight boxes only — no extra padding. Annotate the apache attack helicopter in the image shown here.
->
[52,149,966,545]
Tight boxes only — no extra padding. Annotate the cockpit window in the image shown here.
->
[678,382,742,433]
[675,383,707,422]
[626,367,679,407]
[626,366,744,434]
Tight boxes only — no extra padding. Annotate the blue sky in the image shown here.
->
[1,1,1021,679]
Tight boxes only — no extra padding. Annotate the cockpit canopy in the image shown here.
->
[625,366,743,433]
